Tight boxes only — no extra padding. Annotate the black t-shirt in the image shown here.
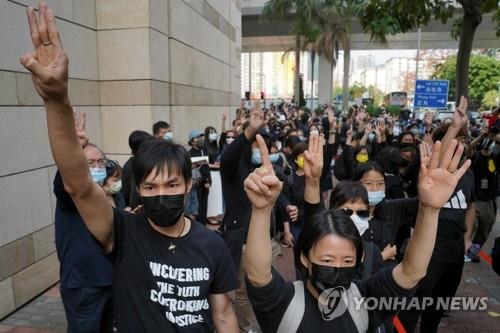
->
[111,209,238,332]
[472,152,499,201]
[425,171,475,262]
[247,267,416,333]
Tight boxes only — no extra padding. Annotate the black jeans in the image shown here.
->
[60,286,113,333]
[397,256,464,333]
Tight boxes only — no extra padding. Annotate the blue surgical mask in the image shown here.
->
[269,153,280,164]
[163,132,174,142]
[251,149,262,165]
[410,128,419,136]
[368,132,376,142]
[368,190,385,206]
[488,142,496,151]
[90,167,107,185]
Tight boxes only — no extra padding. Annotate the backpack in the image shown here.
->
[277,281,369,333]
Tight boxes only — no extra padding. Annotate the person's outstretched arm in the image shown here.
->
[244,135,283,286]
[439,96,468,164]
[21,2,113,251]
[392,140,471,289]
[220,103,264,175]
[303,134,324,218]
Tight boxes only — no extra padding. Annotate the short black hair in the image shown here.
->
[330,181,369,209]
[295,209,364,277]
[105,159,122,180]
[353,145,369,158]
[285,128,298,138]
[152,121,170,135]
[132,140,192,186]
[204,126,217,136]
[128,130,153,155]
[352,161,385,182]
[399,132,414,143]
[291,142,307,166]
[285,135,301,150]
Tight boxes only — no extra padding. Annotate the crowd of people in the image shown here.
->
[18,2,500,333]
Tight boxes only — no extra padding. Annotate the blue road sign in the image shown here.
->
[414,80,449,108]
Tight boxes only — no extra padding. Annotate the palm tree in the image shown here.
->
[313,5,346,104]
[262,0,320,106]
[320,0,368,112]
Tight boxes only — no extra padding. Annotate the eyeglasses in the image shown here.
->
[88,158,106,168]
[342,208,369,219]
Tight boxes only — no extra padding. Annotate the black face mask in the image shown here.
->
[141,194,185,228]
[310,263,357,292]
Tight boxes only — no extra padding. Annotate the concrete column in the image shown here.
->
[318,55,333,105]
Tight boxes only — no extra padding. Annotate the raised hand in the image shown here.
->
[378,118,386,133]
[222,110,228,122]
[327,106,336,129]
[73,111,88,148]
[347,124,353,137]
[286,205,299,222]
[246,102,265,134]
[244,135,283,210]
[303,134,324,180]
[20,2,68,102]
[453,96,468,128]
[418,140,471,210]
[382,244,397,261]
[424,112,433,127]
[423,133,433,146]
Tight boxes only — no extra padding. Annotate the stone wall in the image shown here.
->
[0,0,241,318]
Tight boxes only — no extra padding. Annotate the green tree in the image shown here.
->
[313,5,346,105]
[362,0,500,104]
[333,86,343,97]
[320,0,369,112]
[262,0,320,106]
[367,85,385,106]
[433,55,500,108]
[350,84,367,99]
[482,90,500,109]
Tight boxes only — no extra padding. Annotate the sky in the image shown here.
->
[350,49,417,65]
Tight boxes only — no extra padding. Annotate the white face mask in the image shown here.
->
[310,130,320,136]
[107,180,122,194]
[208,133,217,143]
[351,214,369,236]
[226,137,235,145]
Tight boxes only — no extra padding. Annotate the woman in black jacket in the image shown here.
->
[352,162,419,262]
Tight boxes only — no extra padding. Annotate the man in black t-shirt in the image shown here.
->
[21,5,238,332]
[469,136,499,261]
[399,96,476,333]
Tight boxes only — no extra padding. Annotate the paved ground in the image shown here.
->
[1,219,499,333]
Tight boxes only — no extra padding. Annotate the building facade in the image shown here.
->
[0,0,241,318]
